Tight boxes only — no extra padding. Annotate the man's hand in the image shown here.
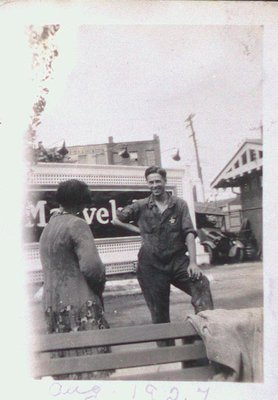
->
[111,217,140,234]
[188,262,203,280]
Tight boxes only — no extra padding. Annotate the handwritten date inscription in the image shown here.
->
[49,382,210,400]
[49,383,101,400]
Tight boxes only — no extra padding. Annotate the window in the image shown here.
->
[241,152,247,165]
[259,151,263,159]
[234,161,239,169]
[78,154,87,163]
[96,154,105,164]
[250,149,256,161]
[112,152,121,164]
[129,151,138,161]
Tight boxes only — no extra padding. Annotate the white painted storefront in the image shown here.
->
[24,163,208,284]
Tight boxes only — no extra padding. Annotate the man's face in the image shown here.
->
[146,173,166,197]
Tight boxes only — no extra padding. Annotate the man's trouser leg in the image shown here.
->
[188,276,214,313]
[171,254,214,314]
[171,254,214,367]
[137,264,175,347]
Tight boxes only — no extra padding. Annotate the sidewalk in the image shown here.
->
[34,262,261,302]
[104,261,261,298]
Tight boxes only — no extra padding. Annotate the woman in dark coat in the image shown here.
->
[39,179,110,379]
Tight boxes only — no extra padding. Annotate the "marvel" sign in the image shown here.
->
[24,189,152,243]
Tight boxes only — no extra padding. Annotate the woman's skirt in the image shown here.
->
[44,297,113,380]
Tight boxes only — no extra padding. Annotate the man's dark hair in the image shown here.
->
[56,179,91,209]
[145,166,167,180]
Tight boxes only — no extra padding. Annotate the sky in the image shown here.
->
[34,24,263,199]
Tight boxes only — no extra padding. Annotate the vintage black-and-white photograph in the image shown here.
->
[24,22,264,383]
[2,1,277,399]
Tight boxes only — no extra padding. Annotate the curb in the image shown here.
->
[104,278,141,297]
[34,262,261,302]
[104,261,261,297]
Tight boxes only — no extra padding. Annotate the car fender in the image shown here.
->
[229,246,238,258]
[229,241,244,258]
[233,240,245,249]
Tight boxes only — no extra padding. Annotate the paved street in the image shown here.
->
[104,261,263,328]
[30,261,263,333]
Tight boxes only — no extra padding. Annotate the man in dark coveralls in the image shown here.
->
[113,166,214,346]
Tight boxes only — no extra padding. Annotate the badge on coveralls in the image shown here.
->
[169,217,176,224]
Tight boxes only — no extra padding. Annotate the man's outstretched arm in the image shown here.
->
[112,216,140,234]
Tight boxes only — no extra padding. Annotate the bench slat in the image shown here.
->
[33,322,198,353]
[112,365,214,381]
[33,342,206,378]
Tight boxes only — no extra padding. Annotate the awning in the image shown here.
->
[211,139,262,189]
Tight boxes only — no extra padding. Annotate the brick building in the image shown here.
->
[67,134,161,167]
[211,138,262,256]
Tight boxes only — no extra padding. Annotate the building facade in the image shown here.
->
[211,139,262,256]
[24,162,208,286]
[67,134,161,166]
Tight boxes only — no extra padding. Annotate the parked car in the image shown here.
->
[195,205,245,264]
[195,205,257,264]
[198,226,245,264]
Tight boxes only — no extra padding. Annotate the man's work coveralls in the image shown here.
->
[117,193,214,345]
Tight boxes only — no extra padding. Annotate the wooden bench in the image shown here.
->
[32,321,214,381]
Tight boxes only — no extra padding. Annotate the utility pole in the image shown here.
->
[185,113,205,201]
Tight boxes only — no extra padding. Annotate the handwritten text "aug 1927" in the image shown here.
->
[49,382,210,400]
